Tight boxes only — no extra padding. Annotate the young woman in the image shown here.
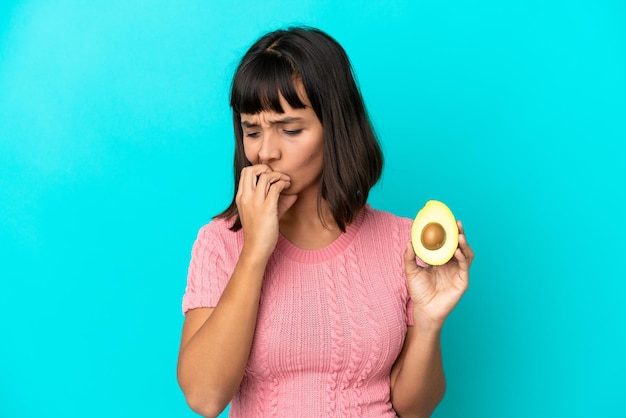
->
[177,26,473,418]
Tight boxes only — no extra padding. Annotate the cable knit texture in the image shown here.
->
[182,205,422,417]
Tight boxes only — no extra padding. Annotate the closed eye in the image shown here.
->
[283,129,303,136]
[245,131,261,138]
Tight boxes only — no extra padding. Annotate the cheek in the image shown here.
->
[303,152,321,167]
[243,143,257,163]
[294,149,323,175]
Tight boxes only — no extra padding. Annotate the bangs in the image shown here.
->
[231,52,307,114]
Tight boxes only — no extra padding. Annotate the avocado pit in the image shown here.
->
[421,222,446,250]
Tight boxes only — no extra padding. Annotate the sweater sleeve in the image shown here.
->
[181,222,230,314]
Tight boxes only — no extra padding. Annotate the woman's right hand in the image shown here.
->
[235,164,296,261]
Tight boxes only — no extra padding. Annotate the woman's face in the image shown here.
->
[240,86,324,197]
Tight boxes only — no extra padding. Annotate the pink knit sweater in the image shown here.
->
[183,205,418,417]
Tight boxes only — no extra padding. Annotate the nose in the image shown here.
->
[257,131,281,164]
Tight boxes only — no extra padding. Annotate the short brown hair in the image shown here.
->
[216,26,383,232]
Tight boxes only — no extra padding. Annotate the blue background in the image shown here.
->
[1,1,625,417]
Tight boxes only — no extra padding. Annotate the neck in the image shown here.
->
[279,190,340,250]
[280,194,335,229]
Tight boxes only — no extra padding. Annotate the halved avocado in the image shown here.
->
[411,200,458,266]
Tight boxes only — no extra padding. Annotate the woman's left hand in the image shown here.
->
[403,220,474,329]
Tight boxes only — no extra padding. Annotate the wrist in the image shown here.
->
[240,243,272,264]
[411,312,445,335]
[237,246,272,277]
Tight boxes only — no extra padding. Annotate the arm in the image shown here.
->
[390,325,445,418]
[177,165,294,417]
[177,251,267,417]
[390,221,473,418]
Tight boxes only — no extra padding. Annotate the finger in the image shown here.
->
[237,165,272,207]
[451,248,470,292]
[265,178,292,206]
[255,172,289,202]
[235,164,271,209]
[454,246,470,273]
[456,221,474,264]
[241,164,272,191]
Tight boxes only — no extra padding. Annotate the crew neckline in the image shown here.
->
[275,205,370,264]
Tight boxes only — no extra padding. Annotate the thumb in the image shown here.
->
[404,242,423,277]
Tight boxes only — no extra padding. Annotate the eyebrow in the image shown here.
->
[241,116,304,128]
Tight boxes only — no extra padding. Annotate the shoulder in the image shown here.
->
[353,205,413,250]
[196,216,237,239]
[192,217,242,255]
[361,204,413,231]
